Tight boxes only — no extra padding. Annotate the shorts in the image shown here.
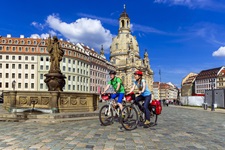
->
[110,93,125,104]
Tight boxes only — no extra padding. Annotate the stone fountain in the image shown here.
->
[3,36,98,114]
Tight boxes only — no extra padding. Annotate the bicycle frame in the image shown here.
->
[105,99,121,117]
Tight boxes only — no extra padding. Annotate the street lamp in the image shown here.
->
[209,79,215,111]
[12,80,16,91]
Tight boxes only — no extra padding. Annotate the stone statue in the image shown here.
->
[44,35,66,92]
[47,36,64,73]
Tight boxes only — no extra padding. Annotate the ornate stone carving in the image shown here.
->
[70,97,78,105]
[42,97,49,105]
[80,97,87,105]
[30,97,38,104]
[19,97,27,104]
[61,97,69,105]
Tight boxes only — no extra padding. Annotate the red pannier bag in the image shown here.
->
[101,93,110,101]
[150,100,162,115]
[125,92,135,102]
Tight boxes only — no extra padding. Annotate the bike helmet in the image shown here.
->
[109,70,116,75]
[134,70,143,76]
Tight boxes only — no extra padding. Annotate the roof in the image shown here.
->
[196,67,222,80]
[183,75,197,85]
[120,11,129,18]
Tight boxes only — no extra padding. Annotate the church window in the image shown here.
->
[116,43,118,49]
[127,21,129,28]
[121,20,125,28]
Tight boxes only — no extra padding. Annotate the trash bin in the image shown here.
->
[202,103,208,110]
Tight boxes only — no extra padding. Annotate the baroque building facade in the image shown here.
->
[0,34,115,94]
[110,7,154,92]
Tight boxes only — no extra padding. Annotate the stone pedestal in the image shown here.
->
[3,91,99,113]
[44,73,66,91]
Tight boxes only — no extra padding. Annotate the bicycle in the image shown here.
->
[120,93,159,130]
[98,93,126,126]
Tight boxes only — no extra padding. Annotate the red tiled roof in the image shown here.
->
[196,67,222,80]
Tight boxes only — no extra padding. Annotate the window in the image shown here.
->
[6,64,9,69]
[46,66,49,70]
[6,55,9,60]
[6,46,10,51]
[68,85,71,90]
[25,83,28,88]
[12,73,15,78]
[25,47,29,52]
[12,56,15,60]
[31,74,34,79]
[0,82,1,88]
[25,56,28,60]
[0,46,2,51]
[63,66,66,71]
[18,56,21,60]
[0,56,2,59]
[40,74,43,79]
[31,65,34,69]
[25,64,28,69]
[25,74,28,79]
[19,47,22,52]
[18,83,21,88]
[68,76,71,81]
[18,73,21,79]
[0,73,2,78]
[40,65,43,70]
[40,83,43,89]
[18,64,21,69]
[31,83,34,89]
[5,82,9,88]
[40,57,43,61]
[31,56,34,61]
[40,47,44,53]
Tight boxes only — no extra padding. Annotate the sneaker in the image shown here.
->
[144,120,150,125]
[143,120,150,128]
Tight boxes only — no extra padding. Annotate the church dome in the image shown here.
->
[111,33,139,55]
[120,11,129,18]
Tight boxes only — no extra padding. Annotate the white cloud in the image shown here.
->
[154,0,225,9]
[45,14,113,52]
[30,33,50,39]
[212,46,225,57]
[31,22,45,30]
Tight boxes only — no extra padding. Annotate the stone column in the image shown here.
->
[9,91,17,112]
[50,91,59,113]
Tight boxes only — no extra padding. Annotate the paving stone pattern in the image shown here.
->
[0,106,224,150]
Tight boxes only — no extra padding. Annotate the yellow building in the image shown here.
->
[110,6,154,92]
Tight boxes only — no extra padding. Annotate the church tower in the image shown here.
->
[110,5,154,93]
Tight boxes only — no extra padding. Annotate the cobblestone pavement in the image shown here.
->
[0,106,224,150]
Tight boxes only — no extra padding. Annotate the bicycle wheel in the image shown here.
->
[121,105,138,130]
[150,110,158,125]
[99,105,114,126]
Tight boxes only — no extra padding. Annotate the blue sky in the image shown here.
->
[1,0,225,88]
